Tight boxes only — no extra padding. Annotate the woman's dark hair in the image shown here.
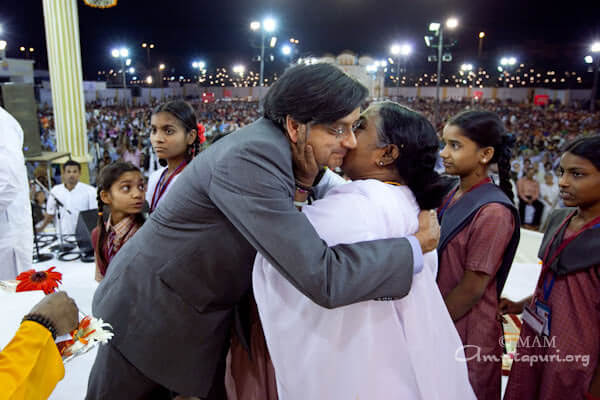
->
[262,63,369,131]
[562,135,600,171]
[447,110,515,202]
[95,162,145,267]
[370,101,455,210]
[152,100,199,166]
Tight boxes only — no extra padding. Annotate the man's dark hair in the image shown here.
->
[261,63,369,131]
[63,159,81,172]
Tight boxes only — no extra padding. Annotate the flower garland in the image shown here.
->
[57,316,114,360]
[7,266,114,361]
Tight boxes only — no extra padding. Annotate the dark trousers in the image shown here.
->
[86,343,226,400]
[86,343,175,400]
[519,198,544,227]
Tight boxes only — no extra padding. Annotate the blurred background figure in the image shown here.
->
[0,107,33,280]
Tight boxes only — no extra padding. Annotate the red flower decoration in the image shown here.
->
[16,267,62,295]
[197,123,206,144]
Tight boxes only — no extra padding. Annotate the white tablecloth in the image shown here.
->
[0,245,98,400]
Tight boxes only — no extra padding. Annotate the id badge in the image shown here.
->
[522,304,545,336]
[535,300,552,337]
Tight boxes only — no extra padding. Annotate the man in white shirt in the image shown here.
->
[38,160,97,235]
[0,107,33,279]
[536,161,555,184]
[540,172,560,227]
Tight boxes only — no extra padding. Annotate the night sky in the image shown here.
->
[2,0,599,81]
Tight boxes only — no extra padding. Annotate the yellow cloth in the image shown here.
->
[0,321,64,400]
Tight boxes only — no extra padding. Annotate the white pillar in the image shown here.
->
[42,0,90,181]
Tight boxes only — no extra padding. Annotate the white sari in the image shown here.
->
[253,179,475,400]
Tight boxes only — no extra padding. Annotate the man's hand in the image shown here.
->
[415,210,440,254]
[29,291,79,336]
[290,125,319,188]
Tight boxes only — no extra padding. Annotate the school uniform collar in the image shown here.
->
[105,214,137,245]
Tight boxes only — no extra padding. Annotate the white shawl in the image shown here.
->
[253,179,475,400]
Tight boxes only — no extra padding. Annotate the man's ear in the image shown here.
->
[285,116,302,144]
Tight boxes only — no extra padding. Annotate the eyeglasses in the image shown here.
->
[324,119,363,138]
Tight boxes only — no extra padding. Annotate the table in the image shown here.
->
[0,245,98,399]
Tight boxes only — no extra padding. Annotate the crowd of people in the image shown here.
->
[1,62,599,400]
[35,99,261,185]
[32,92,600,233]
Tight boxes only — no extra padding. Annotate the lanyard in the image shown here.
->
[540,211,600,301]
[150,160,187,212]
[437,177,492,220]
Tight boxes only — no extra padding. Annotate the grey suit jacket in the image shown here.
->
[92,117,416,396]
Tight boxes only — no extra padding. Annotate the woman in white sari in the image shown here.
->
[253,101,477,399]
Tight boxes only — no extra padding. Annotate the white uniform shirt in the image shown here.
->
[0,107,34,279]
[46,182,97,235]
[145,166,181,210]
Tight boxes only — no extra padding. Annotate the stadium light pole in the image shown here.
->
[0,40,6,60]
[141,42,155,68]
[390,43,412,88]
[251,17,276,86]
[233,64,246,86]
[590,41,600,112]
[192,60,206,84]
[112,47,129,88]
[430,17,458,125]
[500,56,517,88]
[478,32,485,58]
[281,44,293,66]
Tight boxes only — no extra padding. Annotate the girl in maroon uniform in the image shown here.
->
[437,110,520,400]
[92,162,145,281]
[502,136,600,400]
[147,101,201,213]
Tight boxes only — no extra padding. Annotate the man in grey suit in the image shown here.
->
[86,63,440,399]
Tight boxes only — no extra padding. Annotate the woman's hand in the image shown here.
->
[290,127,319,188]
[415,210,440,254]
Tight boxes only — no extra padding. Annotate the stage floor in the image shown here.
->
[1,229,544,399]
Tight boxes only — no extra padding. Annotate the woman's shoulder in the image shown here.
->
[327,179,413,201]
[546,207,577,228]
[475,202,514,217]
[319,179,419,233]
[326,179,376,196]
[470,203,516,233]
[348,180,417,208]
